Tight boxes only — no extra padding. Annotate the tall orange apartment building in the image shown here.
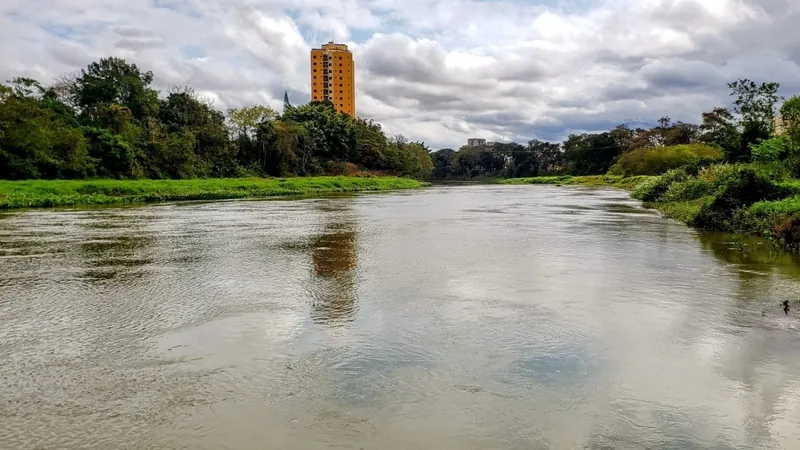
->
[310,41,355,117]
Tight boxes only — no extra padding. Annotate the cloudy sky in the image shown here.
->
[1,0,799,148]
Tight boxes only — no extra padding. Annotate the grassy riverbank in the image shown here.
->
[0,176,428,209]
[502,167,800,251]
[501,174,653,190]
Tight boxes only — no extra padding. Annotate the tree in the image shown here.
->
[610,124,635,152]
[663,122,699,146]
[72,57,160,122]
[0,82,92,179]
[255,119,301,176]
[352,118,388,169]
[431,148,457,178]
[283,102,355,162]
[528,139,563,175]
[283,91,292,112]
[780,96,800,151]
[563,132,623,175]
[227,105,279,139]
[699,107,740,159]
[510,143,537,177]
[729,79,782,132]
[727,78,782,161]
[158,88,235,177]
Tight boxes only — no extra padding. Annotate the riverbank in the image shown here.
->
[502,169,800,252]
[501,175,653,190]
[0,176,429,209]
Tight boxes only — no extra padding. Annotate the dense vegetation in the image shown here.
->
[431,80,794,181]
[0,57,433,182]
[498,79,800,251]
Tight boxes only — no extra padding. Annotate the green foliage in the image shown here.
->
[612,144,722,176]
[563,132,623,175]
[699,107,740,159]
[430,79,790,181]
[725,79,782,161]
[661,178,714,202]
[742,197,800,251]
[73,57,160,121]
[690,168,784,230]
[654,199,708,224]
[631,168,690,202]
[0,176,428,209]
[501,174,652,190]
[0,86,93,179]
[781,96,800,145]
[729,79,782,132]
[750,136,791,162]
[0,57,434,182]
[429,142,508,180]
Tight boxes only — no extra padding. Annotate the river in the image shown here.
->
[2,185,800,449]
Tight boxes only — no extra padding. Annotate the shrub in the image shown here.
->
[607,164,624,176]
[656,199,709,224]
[742,197,800,250]
[697,163,737,184]
[614,144,722,176]
[750,136,791,162]
[614,175,653,190]
[631,168,690,202]
[661,178,714,202]
[691,167,786,230]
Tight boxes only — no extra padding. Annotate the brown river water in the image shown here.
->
[1,184,800,449]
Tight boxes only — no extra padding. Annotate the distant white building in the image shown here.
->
[467,138,487,148]
[774,115,787,136]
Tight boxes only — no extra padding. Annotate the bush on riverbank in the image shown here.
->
[0,176,428,209]
[627,163,800,249]
[609,144,722,177]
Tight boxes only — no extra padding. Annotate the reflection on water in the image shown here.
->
[1,185,800,449]
[309,215,359,326]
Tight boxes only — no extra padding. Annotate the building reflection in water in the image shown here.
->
[308,203,359,326]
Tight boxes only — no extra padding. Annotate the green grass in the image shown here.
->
[649,198,709,224]
[501,175,653,190]
[748,196,800,216]
[0,176,429,209]
[742,196,800,239]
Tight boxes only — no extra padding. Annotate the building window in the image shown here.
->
[339,70,343,73]
[313,69,317,72]
[313,62,317,65]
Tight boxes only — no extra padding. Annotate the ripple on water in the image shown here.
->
[2,188,800,449]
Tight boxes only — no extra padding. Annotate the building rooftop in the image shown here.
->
[318,42,350,51]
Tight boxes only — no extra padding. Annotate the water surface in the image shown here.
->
[2,185,800,449]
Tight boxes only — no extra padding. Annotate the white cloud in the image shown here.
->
[1,0,799,148]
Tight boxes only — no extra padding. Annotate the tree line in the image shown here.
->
[432,79,800,179]
[0,57,434,180]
